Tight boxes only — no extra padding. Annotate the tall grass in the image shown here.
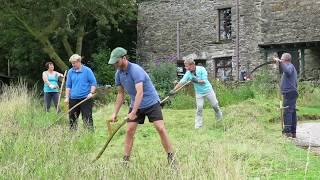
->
[1,80,320,179]
[166,81,255,109]
[298,81,320,108]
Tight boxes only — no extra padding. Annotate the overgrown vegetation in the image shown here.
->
[0,0,137,87]
[149,62,177,92]
[91,49,115,86]
[164,81,255,109]
[1,80,320,179]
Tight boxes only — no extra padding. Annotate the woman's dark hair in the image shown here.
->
[45,62,54,69]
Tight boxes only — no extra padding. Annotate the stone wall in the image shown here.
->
[261,0,320,44]
[237,0,264,77]
[137,0,234,63]
[137,0,320,80]
[305,48,320,80]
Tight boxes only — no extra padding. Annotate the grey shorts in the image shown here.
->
[128,102,163,124]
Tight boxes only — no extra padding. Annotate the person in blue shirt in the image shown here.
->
[108,47,175,166]
[170,58,222,129]
[42,62,64,112]
[64,54,97,131]
[273,53,298,138]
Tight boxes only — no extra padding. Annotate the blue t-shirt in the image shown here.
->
[280,63,297,93]
[179,66,213,94]
[66,65,97,99]
[43,72,59,93]
[115,62,160,109]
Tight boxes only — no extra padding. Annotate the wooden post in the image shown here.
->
[7,59,10,76]
[56,70,67,113]
[280,100,283,130]
[176,21,180,60]
[300,49,305,79]
[236,0,240,80]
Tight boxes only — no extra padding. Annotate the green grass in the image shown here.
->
[1,82,320,179]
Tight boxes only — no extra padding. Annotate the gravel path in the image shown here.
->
[293,122,320,154]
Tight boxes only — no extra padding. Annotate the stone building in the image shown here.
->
[137,0,320,80]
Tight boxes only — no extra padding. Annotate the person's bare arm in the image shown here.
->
[131,82,143,115]
[42,72,50,85]
[90,86,96,94]
[173,82,183,91]
[64,88,71,103]
[111,86,125,122]
[65,88,70,98]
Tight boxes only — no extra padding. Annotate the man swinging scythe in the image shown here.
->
[96,47,176,166]
[93,80,191,163]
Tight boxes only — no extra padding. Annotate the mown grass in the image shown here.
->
[1,81,320,179]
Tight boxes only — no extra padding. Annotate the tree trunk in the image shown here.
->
[62,35,74,57]
[41,38,69,71]
[10,11,68,71]
[76,23,85,55]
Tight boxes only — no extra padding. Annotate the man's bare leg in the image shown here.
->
[153,120,173,153]
[124,122,138,160]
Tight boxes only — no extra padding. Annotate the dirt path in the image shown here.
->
[294,122,320,154]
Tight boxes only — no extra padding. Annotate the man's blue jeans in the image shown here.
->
[282,91,298,133]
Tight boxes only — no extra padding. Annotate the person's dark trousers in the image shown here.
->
[69,98,94,131]
[282,91,298,134]
[44,92,60,112]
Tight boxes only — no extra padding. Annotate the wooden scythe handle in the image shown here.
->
[92,118,127,163]
[56,70,67,113]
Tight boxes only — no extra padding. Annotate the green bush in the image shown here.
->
[298,81,320,108]
[165,93,196,110]
[149,62,177,92]
[249,71,279,98]
[213,81,255,107]
[91,49,115,86]
[94,86,132,107]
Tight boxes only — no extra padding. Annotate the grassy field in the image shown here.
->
[1,82,320,179]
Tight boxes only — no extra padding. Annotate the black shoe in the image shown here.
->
[291,133,296,138]
[167,152,177,169]
[122,155,130,167]
[283,132,292,138]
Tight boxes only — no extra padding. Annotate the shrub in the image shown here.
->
[298,81,320,108]
[149,62,177,92]
[91,49,116,86]
[249,71,278,98]
[212,81,255,107]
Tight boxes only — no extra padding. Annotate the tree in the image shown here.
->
[0,0,137,71]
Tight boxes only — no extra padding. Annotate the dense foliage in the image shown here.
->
[149,62,177,92]
[0,0,137,87]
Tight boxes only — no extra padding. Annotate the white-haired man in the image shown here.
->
[273,53,298,138]
[170,58,222,129]
[64,54,97,131]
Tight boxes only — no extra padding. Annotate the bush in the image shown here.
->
[212,81,255,107]
[249,71,279,98]
[91,49,116,86]
[149,62,177,92]
[298,81,320,108]
[94,86,132,107]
